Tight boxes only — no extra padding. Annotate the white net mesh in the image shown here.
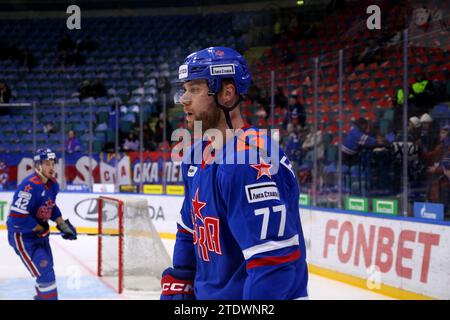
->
[99,197,171,292]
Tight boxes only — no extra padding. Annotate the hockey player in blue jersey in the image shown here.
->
[7,148,77,300]
[160,47,308,300]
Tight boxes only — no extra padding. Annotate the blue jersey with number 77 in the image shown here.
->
[173,126,309,300]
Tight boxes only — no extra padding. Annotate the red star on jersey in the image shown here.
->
[192,188,206,220]
[250,158,272,180]
[24,184,32,192]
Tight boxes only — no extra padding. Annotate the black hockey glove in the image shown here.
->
[34,221,50,238]
[56,219,77,240]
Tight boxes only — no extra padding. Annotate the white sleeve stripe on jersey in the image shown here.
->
[242,235,299,260]
[36,281,57,292]
[10,206,29,214]
[177,217,194,234]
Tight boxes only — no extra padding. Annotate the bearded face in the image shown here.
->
[181,80,223,134]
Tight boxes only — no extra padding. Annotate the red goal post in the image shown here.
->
[97,195,171,294]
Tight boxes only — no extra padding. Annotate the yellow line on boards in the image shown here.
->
[307,264,435,300]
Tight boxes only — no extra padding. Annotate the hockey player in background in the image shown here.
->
[160,47,308,300]
[7,148,77,300]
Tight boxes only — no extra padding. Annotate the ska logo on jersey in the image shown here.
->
[250,158,272,180]
[190,187,222,262]
[24,184,33,192]
[37,199,54,221]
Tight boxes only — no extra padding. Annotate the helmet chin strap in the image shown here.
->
[213,94,243,130]
[35,164,48,183]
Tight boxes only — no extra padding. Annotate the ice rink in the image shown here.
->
[0,230,392,300]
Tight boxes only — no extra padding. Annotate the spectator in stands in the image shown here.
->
[65,130,81,154]
[154,113,173,144]
[43,121,56,136]
[156,76,172,113]
[438,156,450,220]
[78,80,93,100]
[419,113,439,152]
[284,123,302,174]
[427,134,450,216]
[123,132,139,151]
[143,123,156,151]
[342,118,386,166]
[302,126,324,164]
[256,89,271,118]
[92,79,107,98]
[0,80,11,104]
[275,86,288,110]
[408,116,422,142]
[410,73,435,112]
[421,125,449,169]
[286,93,306,128]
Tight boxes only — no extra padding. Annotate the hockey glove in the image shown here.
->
[56,219,77,240]
[160,267,195,300]
[34,222,50,238]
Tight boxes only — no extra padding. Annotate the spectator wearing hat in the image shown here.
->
[419,113,439,152]
[407,116,422,143]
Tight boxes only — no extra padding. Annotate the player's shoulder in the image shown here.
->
[219,125,287,173]
[18,173,44,189]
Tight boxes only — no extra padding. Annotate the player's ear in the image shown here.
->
[219,80,237,105]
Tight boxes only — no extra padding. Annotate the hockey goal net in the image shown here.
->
[97,196,171,294]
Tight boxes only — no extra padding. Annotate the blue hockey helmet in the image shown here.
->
[178,46,251,96]
[34,148,57,164]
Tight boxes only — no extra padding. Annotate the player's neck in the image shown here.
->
[210,114,245,150]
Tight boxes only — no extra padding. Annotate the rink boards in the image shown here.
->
[0,191,448,299]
